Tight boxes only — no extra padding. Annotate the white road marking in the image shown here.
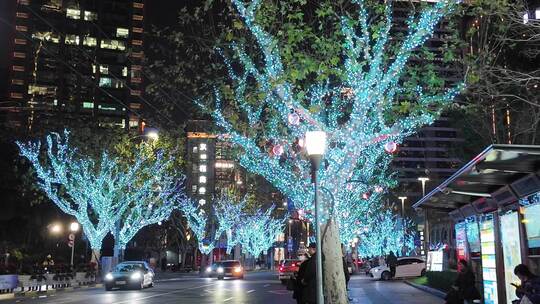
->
[109,283,215,304]
[247,289,255,293]
[223,297,234,302]
[263,284,270,287]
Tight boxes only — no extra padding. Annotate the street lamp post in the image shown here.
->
[69,222,79,266]
[305,130,327,304]
[398,196,407,217]
[417,177,430,255]
[288,219,293,259]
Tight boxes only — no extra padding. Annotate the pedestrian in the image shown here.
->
[513,264,540,304]
[386,251,397,279]
[342,246,351,289]
[296,243,317,304]
[452,260,480,304]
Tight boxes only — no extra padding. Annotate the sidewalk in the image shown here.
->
[348,275,444,304]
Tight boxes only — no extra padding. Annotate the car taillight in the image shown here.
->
[279,267,283,272]
[292,263,296,267]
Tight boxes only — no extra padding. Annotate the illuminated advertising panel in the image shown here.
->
[466,219,481,253]
[480,216,498,304]
[524,203,540,248]
[455,222,468,264]
[500,212,522,304]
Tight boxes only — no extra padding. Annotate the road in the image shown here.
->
[5,272,443,304]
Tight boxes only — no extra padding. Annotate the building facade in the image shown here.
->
[4,0,146,131]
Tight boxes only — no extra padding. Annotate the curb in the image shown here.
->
[0,284,104,301]
[0,294,14,301]
[403,281,446,299]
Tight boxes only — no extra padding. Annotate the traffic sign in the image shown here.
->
[68,240,74,248]
[68,233,75,241]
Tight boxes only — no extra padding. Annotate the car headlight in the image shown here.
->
[130,272,142,280]
[105,273,114,281]
[217,267,224,273]
[373,269,379,272]
[234,267,242,273]
[206,267,212,273]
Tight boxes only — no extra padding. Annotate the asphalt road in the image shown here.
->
[5,272,444,304]
[7,272,295,304]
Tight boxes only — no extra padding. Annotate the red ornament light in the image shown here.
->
[362,192,370,200]
[272,144,284,156]
[288,113,300,125]
[384,141,398,153]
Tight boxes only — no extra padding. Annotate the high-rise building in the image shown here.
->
[3,0,146,131]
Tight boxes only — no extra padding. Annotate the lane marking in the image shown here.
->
[247,289,255,293]
[223,297,234,302]
[109,283,215,304]
[263,284,270,287]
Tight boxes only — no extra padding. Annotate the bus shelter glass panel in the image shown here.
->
[480,215,498,304]
[500,212,522,304]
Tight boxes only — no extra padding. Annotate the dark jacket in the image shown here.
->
[298,254,317,303]
[342,257,350,284]
[386,253,397,267]
[516,276,540,304]
[454,269,480,300]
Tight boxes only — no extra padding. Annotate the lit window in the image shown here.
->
[17,0,29,5]
[16,12,29,18]
[100,39,126,51]
[83,36,97,47]
[98,104,118,111]
[84,11,97,21]
[200,154,207,160]
[131,51,143,58]
[129,119,139,128]
[199,165,207,173]
[99,77,124,89]
[99,65,109,75]
[131,78,142,84]
[10,92,23,99]
[132,39,143,46]
[536,8,540,19]
[12,65,25,72]
[83,102,94,109]
[15,25,28,32]
[122,67,128,77]
[32,32,60,43]
[65,34,79,45]
[132,27,143,33]
[524,12,529,24]
[200,143,207,151]
[14,38,26,45]
[198,187,206,194]
[133,15,143,21]
[130,90,141,96]
[129,103,141,109]
[92,64,96,74]
[215,161,235,169]
[28,85,56,95]
[66,8,81,19]
[116,28,129,38]
[191,185,197,193]
[11,79,24,85]
[198,199,206,206]
[13,52,26,58]
[199,176,207,183]
[193,147,198,153]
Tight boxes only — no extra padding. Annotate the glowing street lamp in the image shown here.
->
[305,130,327,304]
[50,223,62,234]
[418,177,430,197]
[398,197,407,217]
[146,130,159,141]
[69,222,79,266]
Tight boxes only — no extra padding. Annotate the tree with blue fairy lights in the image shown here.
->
[213,193,247,255]
[235,205,284,259]
[17,130,188,263]
[198,0,463,301]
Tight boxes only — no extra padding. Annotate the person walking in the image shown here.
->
[297,243,317,304]
[513,264,540,304]
[386,251,397,279]
[453,260,480,304]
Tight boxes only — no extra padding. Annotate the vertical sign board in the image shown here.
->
[500,212,522,304]
[480,216,498,304]
[455,222,468,267]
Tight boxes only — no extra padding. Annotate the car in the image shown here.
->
[278,259,302,284]
[104,261,155,291]
[369,257,426,280]
[216,260,244,280]
[204,262,221,277]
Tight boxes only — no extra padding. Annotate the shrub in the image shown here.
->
[426,270,458,292]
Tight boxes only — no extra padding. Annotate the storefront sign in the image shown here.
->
[426,251,443,271]
[500,212,522,304]
[480,216,498,304]
[0,275,18,290]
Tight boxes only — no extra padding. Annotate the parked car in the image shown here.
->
[278,259,302,284]
[216,260,244,280]
[104,261,154,291]
[369,257,426,280]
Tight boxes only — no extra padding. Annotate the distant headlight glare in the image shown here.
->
[206,267,212,273]
[105,273,114,281]
[130,272,142,280]
[217,267,224,273]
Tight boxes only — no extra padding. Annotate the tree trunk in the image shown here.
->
[322,219,348,304]
[90,249,101,269]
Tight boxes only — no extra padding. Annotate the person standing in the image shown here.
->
[513,264,540,304]
[386,251,397,279]
[297,243,317,304]
[453,260,480,304]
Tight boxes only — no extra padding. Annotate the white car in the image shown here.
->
[369,257,426,280]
